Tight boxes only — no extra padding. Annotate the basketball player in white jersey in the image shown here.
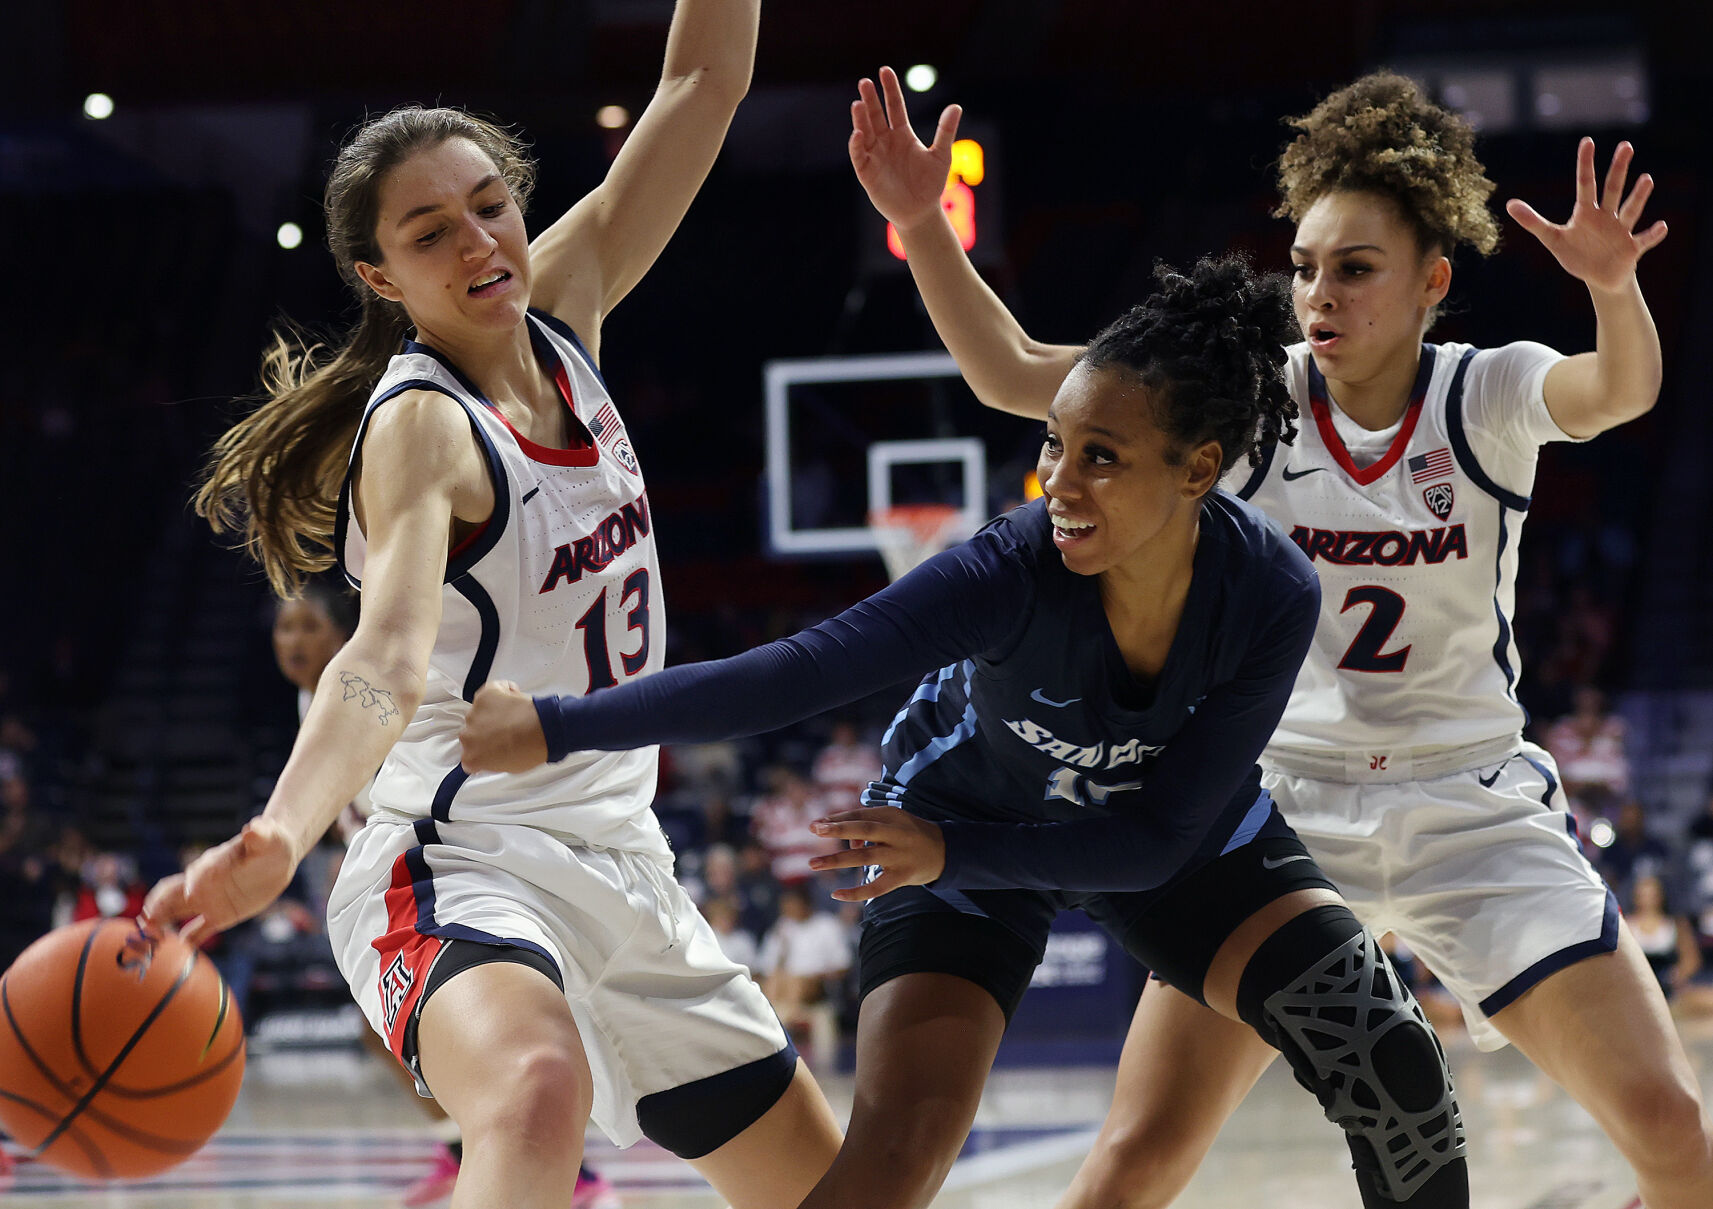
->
[143,6,845,1208]
[272,582,617,1208]
[849,65,1713,1208]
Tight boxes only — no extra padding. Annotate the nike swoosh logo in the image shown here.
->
[1477,768,1505,788]
[1030,689,1081,708]
[1280,466,1325,481]
[1261,853,1313,869]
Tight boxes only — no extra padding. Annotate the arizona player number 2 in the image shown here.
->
[1336,585,1411,673]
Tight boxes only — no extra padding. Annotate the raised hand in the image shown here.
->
[143,816,299,945]
[459,679,549,773]
[808,806,946,902]
[1506,138,1668,294]
[849,64,962,233]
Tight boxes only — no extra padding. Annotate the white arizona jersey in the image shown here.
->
[1226,340,1574,760]
[336,310,667,855]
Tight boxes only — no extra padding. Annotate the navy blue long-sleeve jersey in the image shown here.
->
[536,494,1319,895]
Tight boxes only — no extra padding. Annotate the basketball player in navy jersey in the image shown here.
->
[144,5,849,1208]
[461,255,1473,1209]
[844,64,1712,1209]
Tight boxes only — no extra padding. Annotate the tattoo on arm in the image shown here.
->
[339,672,401,726]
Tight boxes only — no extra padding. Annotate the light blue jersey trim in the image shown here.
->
[1217,790,1274,855]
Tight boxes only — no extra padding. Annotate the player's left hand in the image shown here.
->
[1506,137,1667,294]
[809,807,945,902]
[458,680,550,773]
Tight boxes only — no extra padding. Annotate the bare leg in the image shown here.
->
[793,972,1008,1209]
[1059,888,1468,1209]
[416,961,592,1209]
[686,1059,844,1209]
[1054,981,1277,1209]
[1492,925,1713,1209]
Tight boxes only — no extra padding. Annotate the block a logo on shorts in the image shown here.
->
[380,954,415,1033]
[1422,482,1455,521]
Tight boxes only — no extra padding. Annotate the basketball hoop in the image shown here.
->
[868,504,969,582]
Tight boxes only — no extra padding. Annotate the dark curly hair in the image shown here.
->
[1276,72,1499,258]
[1080,253,1298,476]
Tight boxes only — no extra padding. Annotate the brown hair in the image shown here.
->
[1275,72,1500,259]
[195,107,536,596]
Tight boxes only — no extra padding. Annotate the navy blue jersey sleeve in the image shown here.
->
[934,568,1321,893]
[534,527,1035,757]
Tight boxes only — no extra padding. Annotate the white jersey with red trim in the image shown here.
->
[337,310,668,855]
[1226,340,1574,761]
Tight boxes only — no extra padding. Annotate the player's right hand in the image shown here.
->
[849,65,962,233]
[458,680,549,774]
[143,817,298,945]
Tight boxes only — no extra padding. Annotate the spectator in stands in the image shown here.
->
[810,720,882,810]
[0,780,55,970]
[1680,789,1713,971]
[1598,798,1671,900]
[706,895,760,972]
[735,839,783,940]
[699,789,749,849]
[758,885,853,1062]
[1627,873,1699,1001]
[668,738,744,797]
[1544,684,1630,821]
[270,580,364,918]
[750,765,841,884]
[71,851,147,922]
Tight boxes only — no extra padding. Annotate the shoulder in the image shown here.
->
[1204,491,1316,597]
[362,387,476,461]
[1436,340,1564,406]
[979,499,1051,557]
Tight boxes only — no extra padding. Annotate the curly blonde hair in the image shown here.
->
[1275,72,1500,258]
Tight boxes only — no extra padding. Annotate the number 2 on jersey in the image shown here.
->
[576,569,651,691]
[1337,585,1411,673]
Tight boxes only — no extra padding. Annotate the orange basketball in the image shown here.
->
[0,918,246,1180]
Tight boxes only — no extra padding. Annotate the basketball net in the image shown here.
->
[868,504,968,582]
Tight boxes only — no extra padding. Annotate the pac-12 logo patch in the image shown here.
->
[611,437,639,475]
[1422,482,1455,520]
[380,954,415,1033]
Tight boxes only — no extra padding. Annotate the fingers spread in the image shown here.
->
[929,104,964,155]
[1600,140,1633,212]
[879,64,911,134]
[1618,173,1654,228]
[1505,198,1555,237]
[1575,136,1598,206]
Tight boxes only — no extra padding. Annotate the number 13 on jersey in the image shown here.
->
[576,568,652,692]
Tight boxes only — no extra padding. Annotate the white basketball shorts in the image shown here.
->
[1265,742,1617,1051]
[327,814,789,1147]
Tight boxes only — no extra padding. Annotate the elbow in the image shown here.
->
[666,63,752,111]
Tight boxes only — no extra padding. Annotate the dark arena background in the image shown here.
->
[1,2,1711,1206]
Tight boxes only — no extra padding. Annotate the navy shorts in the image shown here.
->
[858,821,1337,1021]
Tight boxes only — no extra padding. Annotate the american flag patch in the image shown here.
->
[588,401,621,446]
[1408,448,1453,483]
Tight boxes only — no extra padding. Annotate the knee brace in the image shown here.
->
[1237,906,1466,1204]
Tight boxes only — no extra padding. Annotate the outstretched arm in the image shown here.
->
[459,527,1034,772]
[146,393,478,940]
[1507,137,1668,439]
[850,65,1079,419]
[529,0,759,351]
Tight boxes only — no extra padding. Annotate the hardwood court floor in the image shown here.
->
[6,1018,1709,1208]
